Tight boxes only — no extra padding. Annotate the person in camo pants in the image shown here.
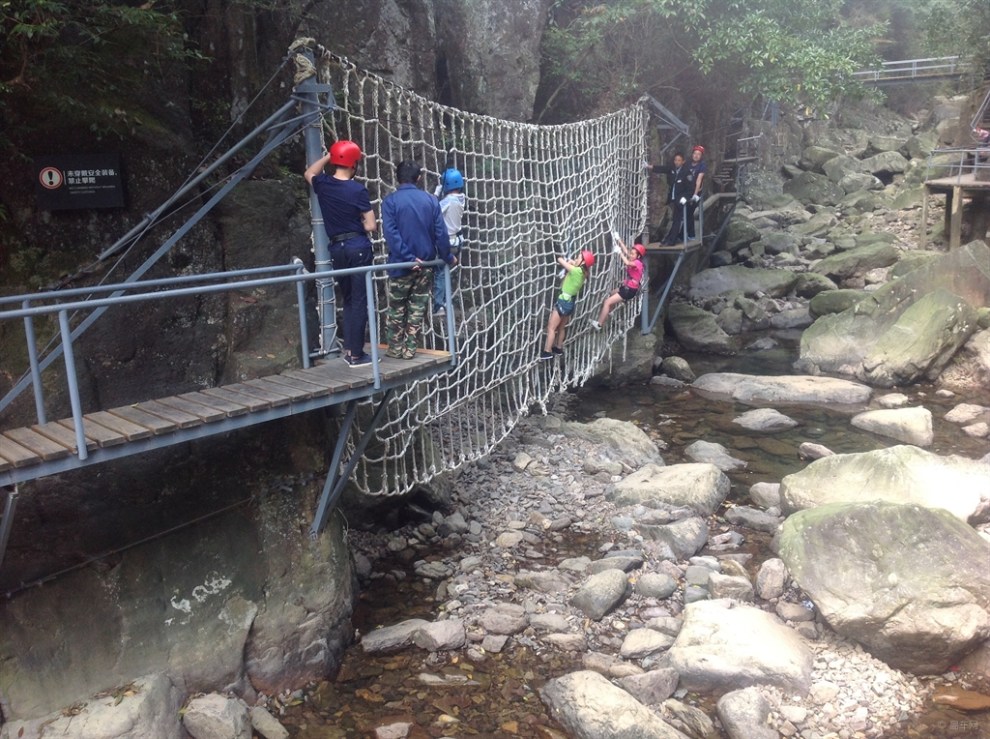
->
[381,160,456,359]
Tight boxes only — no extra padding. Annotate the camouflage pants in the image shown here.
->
[386,269,432,357]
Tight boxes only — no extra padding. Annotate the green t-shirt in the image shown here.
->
[559,265,585,301]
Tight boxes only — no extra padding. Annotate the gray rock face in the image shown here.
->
[435,0,553,120]
[667,302,738,354]
[609,463,730,515]
[540,670,691,739]
[183,693,251,739]
[688,265,800,301]
[0,674,182,739]
[799,241,990,386]
[811,243,900,282]
[777,501,990,674]
[668,599,814,694]
[783,172,844,206]
[693,372,872,406]
[717,687,777,739]
[570,569,630,621]
[850,406,934,446]
[779,445,989,523]
[733,408,798,432]
[559,418,664,469]
[684,440,747,471]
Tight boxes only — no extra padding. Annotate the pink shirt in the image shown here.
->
[624,258,644,289]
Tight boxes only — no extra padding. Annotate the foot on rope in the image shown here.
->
[539,350,554,361]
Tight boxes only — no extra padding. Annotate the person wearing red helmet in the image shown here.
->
[590,235,646,331]
[540,249,594,360]
[304,140,377,367]
[686,145,707,240]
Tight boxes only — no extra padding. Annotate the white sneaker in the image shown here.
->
[590,320,602,331]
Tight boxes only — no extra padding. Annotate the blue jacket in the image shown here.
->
[382,184,453,277]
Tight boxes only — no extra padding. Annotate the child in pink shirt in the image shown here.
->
[590,236,645,330]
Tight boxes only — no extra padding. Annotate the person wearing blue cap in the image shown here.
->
[432,168,466,316]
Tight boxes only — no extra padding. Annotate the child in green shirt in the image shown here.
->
[540,250,595,360]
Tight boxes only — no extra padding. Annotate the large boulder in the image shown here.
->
[558,418,664,469]
[810,243,899,282]
[692,373,872,406]
[666,303,738,354]
[688,265,800,301]
[609,463,730,515]
[779,445,990,523]
[783,172,844,206]
[540,670,690,738]
[667,599,813,694]
[0,673,182,739]
[799,241,990,385]
[777,502,990,674]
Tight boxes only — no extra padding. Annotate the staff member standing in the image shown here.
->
[305,140,377,367]
[685,145,707,240]
[653,152,689,245]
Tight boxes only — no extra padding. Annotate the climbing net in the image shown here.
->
[302,44,648,497]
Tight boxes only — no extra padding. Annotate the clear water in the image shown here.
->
[280,335,990,738]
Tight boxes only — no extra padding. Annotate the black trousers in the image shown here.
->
[329,242,373,356]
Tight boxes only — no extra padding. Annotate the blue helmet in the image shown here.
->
[441,168,464,193]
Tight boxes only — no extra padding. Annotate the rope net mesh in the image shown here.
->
[315,52,648,497]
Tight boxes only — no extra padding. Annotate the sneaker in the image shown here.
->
[434,307,445,317]
[590,320,602,331]
[552,347,563,356]
[385,347,404,359]
[539,350,554,361]
[402,347,416,360]
[346,353,373,367]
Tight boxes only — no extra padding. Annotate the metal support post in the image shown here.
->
[293,258,312,369]
[0,485,18,572]
[296,46,339,357]
[309,389,394,538]
[22,302,46,424]
[641,249,690,335]
[365,271,382,388]
[59,310,88,461]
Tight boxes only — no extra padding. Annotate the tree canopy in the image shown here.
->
[539,0,883,120]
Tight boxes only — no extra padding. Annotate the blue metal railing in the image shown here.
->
[853,56,967,84]
[0,258,457,463]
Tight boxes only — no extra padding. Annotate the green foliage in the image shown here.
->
[0,0,203,139]
[541,0,883,118]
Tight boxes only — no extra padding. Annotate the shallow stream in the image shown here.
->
[281,334,990,738]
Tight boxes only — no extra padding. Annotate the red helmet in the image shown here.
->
[581,250,595,268]
[329,140,362,169]
[633,243,647,258]
[692,145,705,155]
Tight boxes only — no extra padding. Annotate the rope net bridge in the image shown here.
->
[302,43,649,498]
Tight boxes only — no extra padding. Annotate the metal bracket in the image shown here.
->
[309,389,394,539]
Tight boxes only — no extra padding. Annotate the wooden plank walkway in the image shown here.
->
[0,348,451,476]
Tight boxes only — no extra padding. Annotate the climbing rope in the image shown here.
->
[306,47,649,496]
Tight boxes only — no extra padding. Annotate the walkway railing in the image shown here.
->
[853,56,968,84]
[0,258,456,464]
[925,147,990,183]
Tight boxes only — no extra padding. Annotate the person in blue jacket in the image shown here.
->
[381,161,456,359]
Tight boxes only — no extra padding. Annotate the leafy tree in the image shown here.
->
[0,0,202,146]
[539,0,882,120]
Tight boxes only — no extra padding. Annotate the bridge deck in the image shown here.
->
[0,348,451,485]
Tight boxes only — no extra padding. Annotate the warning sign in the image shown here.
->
[39,167,63,189]
[34,153,125,210]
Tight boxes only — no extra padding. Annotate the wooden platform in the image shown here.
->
[921,172,990,250]
[0,348,451,481]
[644,239,702,255]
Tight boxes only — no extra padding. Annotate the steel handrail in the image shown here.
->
[1,257,456,461]
[925,147,990,183]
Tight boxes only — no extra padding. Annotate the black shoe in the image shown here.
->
[346,353,373,367]
[539,350,553,361]
[552,347,563,356]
